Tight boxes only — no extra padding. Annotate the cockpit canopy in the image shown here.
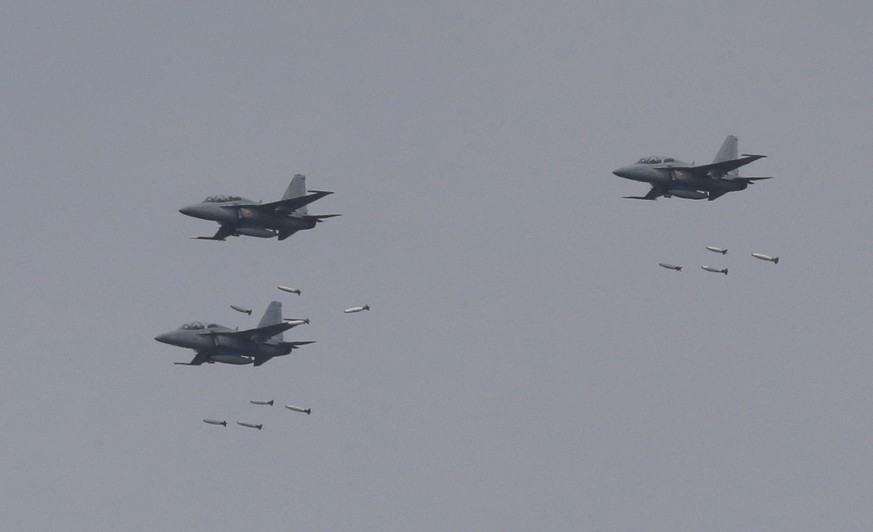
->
[203,195,242,203]
[635,157,675,164]
[180,322,222,330]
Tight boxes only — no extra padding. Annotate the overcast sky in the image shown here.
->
[3,1,873,530]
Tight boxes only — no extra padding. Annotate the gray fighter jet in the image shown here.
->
[613,135,771,201]
[155,301,314,367]
[180,174,339,241]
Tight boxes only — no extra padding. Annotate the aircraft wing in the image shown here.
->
[209,322,295,343]
[192,225,234,241]
[623,186,666,200]
[672,154,766,178]
[240,191,334,214]
[175,352,211,366]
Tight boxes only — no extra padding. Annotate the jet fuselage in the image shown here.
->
[612,160,748,200]
[154,323,291,365]
[179,199,316,238]
[613,136,769,201]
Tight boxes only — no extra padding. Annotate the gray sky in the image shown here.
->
[3,1,873,530]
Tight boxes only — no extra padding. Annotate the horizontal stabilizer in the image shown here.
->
[303,214,341,221]
[289,341,315,348]
[622,196,657,200]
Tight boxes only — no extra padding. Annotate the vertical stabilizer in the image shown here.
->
[713,135,739,175]
[282,174,309,215]
[257,301,284,341]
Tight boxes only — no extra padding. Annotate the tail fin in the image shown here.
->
[257,301,284,341]
[282,174,309,215]
[713,135,739,175]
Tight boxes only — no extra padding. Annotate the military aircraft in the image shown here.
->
[180,174,339,240]
[154,301,314,367]
[613,135,771,201]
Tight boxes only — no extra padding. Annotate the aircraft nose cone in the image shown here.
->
[179,205,195,216]
[154,332,172,344]
[613,167,627,178]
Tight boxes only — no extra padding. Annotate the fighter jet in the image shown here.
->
[180,174,339,241]
[155,301,314,367]
[613,135,771,201]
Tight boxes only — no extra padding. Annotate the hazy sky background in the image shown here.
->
[3,2,873,530]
